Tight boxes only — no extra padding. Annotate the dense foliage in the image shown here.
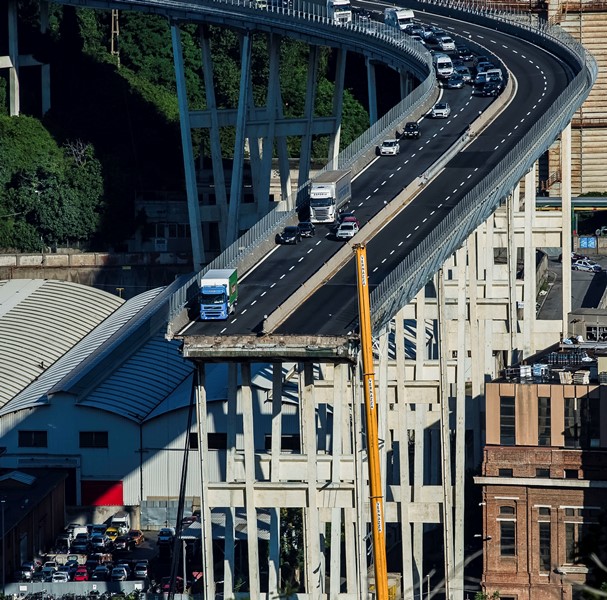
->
[0,1,369,251]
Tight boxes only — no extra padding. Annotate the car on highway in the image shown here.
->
[455,43,474,61]
[444,74,465,89]
[572,259,601,272]
[481,81,503,97]
[402,121,421,139]
[297,221,315,238]
[335,221,359,240]
[378,139,400,156]
[431,102,451,118]
[436,35,455,52]
[454,65,472,82]
[335,212,360,229]
[275,226,301,245]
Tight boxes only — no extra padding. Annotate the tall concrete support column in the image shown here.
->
[7,0,19,116]
[297,47,320,208]
[561,124,572,332]
[395,308,415,600]
[327,49,347,169]
[171,23,205,270]
[452,247,467,600]
[523,164,537,358]
[226,33,253,245]
[366,57,378,125]
[378,327,389,493]
[39,1,51,115]
[241,363,261,596]
[269,362,283,595]
[438,269,455,600]
[300,363,323,597]
[196,365,215,600]
[200,26,229,249]
[400,71,412,98]
[507,188,519,365]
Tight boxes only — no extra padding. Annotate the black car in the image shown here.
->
[297,221,315,237]
[275,226,301,244]
[455,44,474,61]
[402,121,421,139]
[444,74,465,89]
[481,81,502,97]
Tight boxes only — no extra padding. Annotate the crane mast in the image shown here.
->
[354,243,389,600]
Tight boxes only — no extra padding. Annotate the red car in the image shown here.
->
[73,566,89,581]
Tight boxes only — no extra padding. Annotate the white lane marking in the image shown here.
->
[251,300,257,306]
[221,328,227,333]
[430,210,435,215]
[298,257,304,262]
[280,274,286,279]
[382,258,387,264]
[315,240,321,246]
[390,250,395,255]
[358,202,364,207]
[366,195,371,200]
[270,283,276,288]
[467,174,472,179]
[406,233,411,238]
[288,266,295,271]
[414,225,419,230]
[381,180,387,186]
[494,145,499,150]
[307,248,313,254]
[438,203,443,208]
[398,241,404,246]
[423,218,427,223]
[373,267,379,272]
[261,291,267,297]
[374,187,379,193]
[242,309,247,314]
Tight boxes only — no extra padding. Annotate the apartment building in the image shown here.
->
[477,337,607,600]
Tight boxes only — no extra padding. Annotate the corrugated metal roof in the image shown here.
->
[0,279,123,410]
[0,287,162,418]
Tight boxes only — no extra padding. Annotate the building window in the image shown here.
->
[189,432,198,449]
[208,433,227,450]
[538,507,551,516]
[264,434,301,452]
[79,432,108,448]
[564,398,580,448]
[536,468,550,478]
[565,469,579,479]
[500,521,516,556]
[564,397,601,448]
[500,506,515,516]
[539,521,551,571]
[18,430,47,447]
[565,522,584,564]
[538,397,551,446]
[500,396,516,445]
[499,468,513,477]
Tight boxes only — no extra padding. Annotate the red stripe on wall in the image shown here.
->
[81,480,124,506]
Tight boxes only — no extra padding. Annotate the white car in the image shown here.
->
[336,222,359,240]
[378,139,400,156]
[431,102,451,118]
[52,571,69,583]
[572,259,601,273]
[437,35,455,52]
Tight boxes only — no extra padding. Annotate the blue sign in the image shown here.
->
[580,236,597,249]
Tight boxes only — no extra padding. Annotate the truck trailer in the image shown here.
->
[199,269,238,320]
[309,170,352,224]
[308,0,352,24]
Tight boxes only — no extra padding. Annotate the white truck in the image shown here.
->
[309,170,352,224]
[384,7,415,31]
[308,0,352,24]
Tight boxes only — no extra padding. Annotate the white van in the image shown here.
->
[384,7,415,32]
[433,53,453,78]
[110,511,131,534]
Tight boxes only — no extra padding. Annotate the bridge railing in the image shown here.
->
[369,0,598,334]
[167,2,437,327]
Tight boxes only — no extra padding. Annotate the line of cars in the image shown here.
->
[275,212,361,244]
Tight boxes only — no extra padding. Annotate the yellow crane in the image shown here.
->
[354,243,389,600]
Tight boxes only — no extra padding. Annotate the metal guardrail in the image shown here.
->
[163,0,596,333]
[369,0,598,334]
[166,2,438,325]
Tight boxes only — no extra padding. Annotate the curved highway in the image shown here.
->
[183,12,575,337]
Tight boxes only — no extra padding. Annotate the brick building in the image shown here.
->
[476,340,607,600]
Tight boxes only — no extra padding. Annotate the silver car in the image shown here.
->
[431,102,451,118]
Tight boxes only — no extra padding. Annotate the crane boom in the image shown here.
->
[354,243,389,600]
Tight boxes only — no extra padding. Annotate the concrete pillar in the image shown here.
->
[366,57,378,125]
[561,124,572,331]
[523,164,537,358]
[171,23,205,269]
[327,48,347,169]
[227,33,252,245]
[8,0,20,116]
[39,1,51,115]
[196,365,216,600]
[269,362,283,594]
[507,187,519,365]
[241,363,261,596]
[200,26,228,249]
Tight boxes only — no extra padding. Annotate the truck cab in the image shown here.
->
[199,269,238,321]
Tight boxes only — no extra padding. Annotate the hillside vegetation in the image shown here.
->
[0,2,369,252]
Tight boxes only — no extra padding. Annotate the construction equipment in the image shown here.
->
[354,243,389,600]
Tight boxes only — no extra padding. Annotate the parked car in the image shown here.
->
[402,121,421,139]
[90,534,110,550]
[74,566,89,581]
[297,221,315,238]
[431,102,451,118]
[275,226,301,245]
[157,527,176,545]
[52,571,70,583]
[91,565,110,581]
[113,535,131,552]
[572,259,601,272]
[335,221,359,240]
[15,561,39,581]
[105,526,120,541]
[127,529,145,546]
[558,251,588,262]
[111,566,129,581]
[134,560,149,580]
[91,524,108,536]
[378,139,400,156]
[41,562,57,581]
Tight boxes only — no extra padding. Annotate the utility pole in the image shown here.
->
[110,9,120,66]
